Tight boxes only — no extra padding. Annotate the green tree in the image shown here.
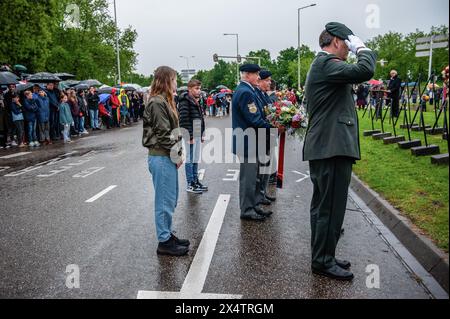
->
[0,0,58,71]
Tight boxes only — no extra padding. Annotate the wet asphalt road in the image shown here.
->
[0,116,436,299]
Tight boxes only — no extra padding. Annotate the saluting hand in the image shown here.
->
[345,35,367,55]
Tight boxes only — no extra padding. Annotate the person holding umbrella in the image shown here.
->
[36,88,51,145]
[46,83,61,141]
[3,84,18,146]
[87,86,100,131]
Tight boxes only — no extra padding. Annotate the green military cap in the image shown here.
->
[325,22,354,40]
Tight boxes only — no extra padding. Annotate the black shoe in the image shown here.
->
[195,181,208,192]
[312,265,354,281]
[187,183,203,194]
[258,198,272,206]
[171,233,190,247]
[255,207,273,217]
[335,259,351,270]
[241,210,266,221]
[265,195,276,202]
[157,237,189,256]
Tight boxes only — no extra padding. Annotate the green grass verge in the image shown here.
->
[355,108,449,252]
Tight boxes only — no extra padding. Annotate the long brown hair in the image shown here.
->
[150,66,178,119]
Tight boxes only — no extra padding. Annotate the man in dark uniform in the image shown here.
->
[254,70,277,207]
[232,64,276,221]
[303,22,376,280]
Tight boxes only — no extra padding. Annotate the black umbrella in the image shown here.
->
[98,86,113,94]
[79,79,102,87]
[121,85,137,92]
[28,72,62,83]
[16,83,35,92]
[0,71,20,85]
[74,83,89,91]
[54,73,76,80]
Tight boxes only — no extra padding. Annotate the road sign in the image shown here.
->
[416,42,449,51]
[415,51,431,58]
[416,34,449,44]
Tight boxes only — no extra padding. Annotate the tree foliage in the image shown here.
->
[0,0,140,85]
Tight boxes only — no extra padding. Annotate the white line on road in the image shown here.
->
[73,167,105,178]
[85,185,117,203]
[0,152,31,159]
[137,194,242,299]
[198,169,205,181]
[223,169,239,181]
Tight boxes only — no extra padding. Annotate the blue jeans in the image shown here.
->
[79,116,85,132]
[89,110,99,129]
[185,141,201,185]
[27,120,37,143]
[148,156,179,243]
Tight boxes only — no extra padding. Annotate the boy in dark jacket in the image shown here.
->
[36,88,51,144]
[23,90,40,147]
[178,79,207,194]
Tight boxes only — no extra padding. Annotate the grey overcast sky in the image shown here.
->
[109,0,449,75]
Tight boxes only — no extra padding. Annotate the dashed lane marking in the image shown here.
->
[0,152,31,159]
[85,185,117,203]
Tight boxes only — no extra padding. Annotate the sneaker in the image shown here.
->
[19,143,26,148]
[195,181,208,192]
[186,183,203,194]
[34,142,40,147]
[171,232,190,247]
[157,236,189,256]
[29,141,35,147]
[11,141,18,147]
[82,130,89,135]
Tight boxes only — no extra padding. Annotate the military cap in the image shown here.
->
[239,64,261,73]
[259,70,272,80]
[325,22,354,40]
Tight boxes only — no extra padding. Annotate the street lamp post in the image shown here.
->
[224,33,240,85]
[180,56,195,71]
[180,56,195,83]
[297,4,316,91]
[114,0,121,85]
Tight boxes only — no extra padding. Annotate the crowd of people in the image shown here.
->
[0,82,146,148]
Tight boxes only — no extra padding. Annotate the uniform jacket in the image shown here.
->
[232,81,272,158]
[303,50,376,161]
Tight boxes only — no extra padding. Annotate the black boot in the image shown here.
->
[157,236,189,256]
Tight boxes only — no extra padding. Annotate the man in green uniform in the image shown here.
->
[303,22,376,280]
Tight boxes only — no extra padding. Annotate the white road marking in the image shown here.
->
[73,167,105,178]
[198,169,205,181]
[293,170,310,183]
[137,194,242,299]
[223,169,239,181]
[85,185,117,203]
[0,166,10,172]
[37,166,73,178]
[0,152,31,159]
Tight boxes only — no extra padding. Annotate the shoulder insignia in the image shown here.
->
[248,103,258,114]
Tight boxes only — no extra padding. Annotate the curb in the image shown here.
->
[350,174,449,294]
